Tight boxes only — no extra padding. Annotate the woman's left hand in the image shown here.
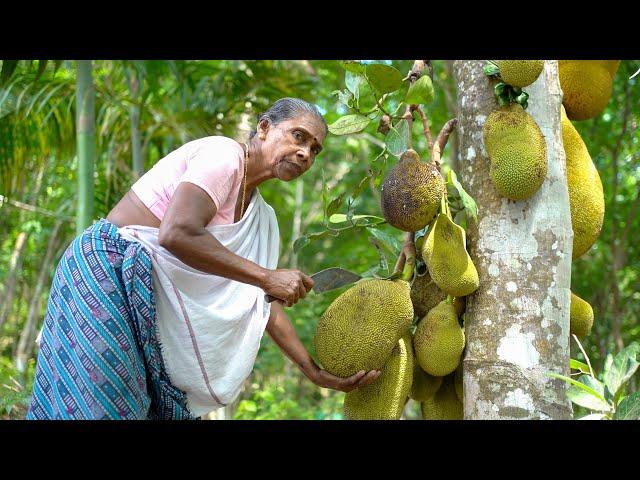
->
[311,368,382,393]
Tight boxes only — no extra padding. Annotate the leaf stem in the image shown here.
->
[573,334,596,378]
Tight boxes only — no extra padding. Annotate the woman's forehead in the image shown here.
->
[281,114,326,137]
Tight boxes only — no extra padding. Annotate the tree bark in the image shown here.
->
[76,60,95,235]
[453,60,573,419]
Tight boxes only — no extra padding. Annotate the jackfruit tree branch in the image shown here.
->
[414,106,434,152]
[432,118,458,167]
[393,232,417,281]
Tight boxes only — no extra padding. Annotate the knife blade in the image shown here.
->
[265,267,361,303]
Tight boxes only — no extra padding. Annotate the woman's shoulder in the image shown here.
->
[189,136,244,156]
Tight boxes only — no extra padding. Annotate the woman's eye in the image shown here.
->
[293,131,303,140]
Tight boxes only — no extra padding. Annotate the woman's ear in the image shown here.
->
[257,118,269,140]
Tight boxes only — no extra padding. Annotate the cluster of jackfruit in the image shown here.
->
[559,60,619,120]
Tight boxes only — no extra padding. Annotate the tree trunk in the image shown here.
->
[126,63,144,179]
[14,221,63,372]
[76,60,95,235]
[453,60,573,419]
[0,231,27,330]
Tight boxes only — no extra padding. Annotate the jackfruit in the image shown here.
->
[314,278,414,378]
[422,213,479,297]
[561,106,605,259]
[380,149,445,232]
[603,60,621,78]
[410,271,447,319]
[570,292,594,337]
[559,61,615,120]
[483,103,547,200]
[343,335,414,420]
[495,60,544,88]
[421,376,463,420]
[454,364,463,402]
[410,362,443,401]
[414,300,465,376]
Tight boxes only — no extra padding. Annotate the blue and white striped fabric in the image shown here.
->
[26,219,196,420]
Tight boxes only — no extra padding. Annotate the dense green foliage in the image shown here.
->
[0,60,638,419]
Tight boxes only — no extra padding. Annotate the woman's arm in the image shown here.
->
[159,182,312,306]
[265,301,381,392]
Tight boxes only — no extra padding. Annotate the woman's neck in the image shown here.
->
[243,138,274,191]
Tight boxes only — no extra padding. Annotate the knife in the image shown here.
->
[265,267,361,303]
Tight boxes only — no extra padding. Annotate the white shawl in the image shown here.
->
[117,189,280,417]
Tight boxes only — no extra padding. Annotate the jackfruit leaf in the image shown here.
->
[405,75,434,105]
[448,169,478,223]
[515,92,529,108]
[328,114,370,135]
[614,392,640,420]
[484,62,500,76]
[326,193,346,219]
[366,64,402,94]
[341,60,367,75]
[345,71,362,98]
[385,120,410,157]
[366,227,401,256]
[603,343,640,399]
[334,89,354,108]
[368,237,390,273]
[603,353,614,376]
[321,169,328,224]
[546,373,609,406]
[567,385,611,413]
[494,82,507,97]
[352,174,371,199]
[578,413,606,420]
[329,213,384,224]
[293,230,331,254]
[570,359,591,375]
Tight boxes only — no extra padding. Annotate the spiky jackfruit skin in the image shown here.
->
[422,214,479,297]
[410,362,443,401]
[343,335,414,420]
[570,292,594,337]
[314,279,414,378]
[421,376,463,420]
[414,300,465,377]
[380,149,445,232]
[561,106,605,259]
[559,61,614,121]
[483,103,547,200]
[410,271,447,319]
[495,60,544,88]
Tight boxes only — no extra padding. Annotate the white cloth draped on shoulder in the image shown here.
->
[116,189,280,417]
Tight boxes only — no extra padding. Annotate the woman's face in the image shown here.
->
[259,113,326,181]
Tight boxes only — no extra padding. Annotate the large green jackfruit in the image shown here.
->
[422,213,479,297]
[495,60,544,88]
[559,60,617,121]
[570,292,594,337]
[421,376,463,420]
[380,149,445,232]
[410,271,447,319]
[314,278,414,378]
[414,300,465,377]
[483,103,547,200]
[561,106,605,259]
[410,362,443,401]
[343,335,414,420]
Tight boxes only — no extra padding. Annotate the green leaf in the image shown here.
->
[340,60,366,75]
[603,343,640,399]
[366,64,402,94]
[570,359,591,375]
[345,71,362,98]
[329,213,385,224]
[328,114,370,135]
[326,193,346,218]
[448,169,478,223]
[578,413,606,420]
[546,372,610,407]
[368,237,390,273]
[385,119,410,157]
[366,227,401,256]
[336,89,353,108]
[484,62,500,76]
[35,60,48,81]
[566,376,612,413]
[405,75,434,105]
[0,60,19,86]
[615,392,640,420]
[293,235,310,253]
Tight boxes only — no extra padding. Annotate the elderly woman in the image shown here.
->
[26,98,381,420]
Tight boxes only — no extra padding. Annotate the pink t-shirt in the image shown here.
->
[131,136,245,227]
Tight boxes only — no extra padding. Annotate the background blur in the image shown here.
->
[0,60,638,419]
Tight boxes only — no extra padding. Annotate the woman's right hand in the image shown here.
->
[262,269,314,307]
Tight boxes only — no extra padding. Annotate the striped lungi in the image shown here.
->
[26,219,196,420]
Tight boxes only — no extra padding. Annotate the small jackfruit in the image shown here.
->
[559,61,615,121]
[422,213,479,297]
[343,335,414,420]
[380,149,445,232]
[421,376,463,420]
[414,300,465,377]
[570,292,594,337]
[483,103,547,200]
[314,278,414,378]
[410,362,443,401]
[561,106,605,259]
[495,60,544,88]
[410,270,447,319]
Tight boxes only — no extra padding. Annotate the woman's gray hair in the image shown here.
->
[249,98,327,138]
